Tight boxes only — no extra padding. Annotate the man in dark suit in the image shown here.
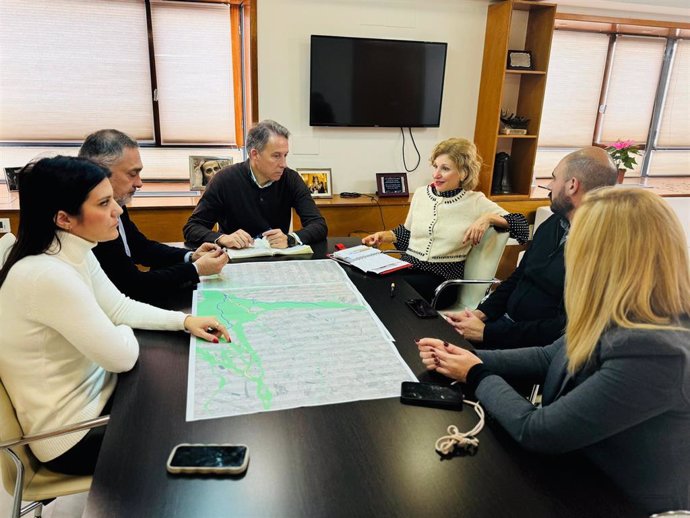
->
[445,146,618,348]
[79,129,227,305]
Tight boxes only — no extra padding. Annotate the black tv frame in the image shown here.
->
[309,35,448,128]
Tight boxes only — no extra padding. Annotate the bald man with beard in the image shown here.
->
[445,147,618,348]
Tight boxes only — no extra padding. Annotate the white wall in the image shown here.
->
[257,0,490,194]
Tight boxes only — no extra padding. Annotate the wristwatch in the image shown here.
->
[287,234,297,247]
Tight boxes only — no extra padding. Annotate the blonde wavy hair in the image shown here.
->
[430,138,482,191]
[565,187,690,373]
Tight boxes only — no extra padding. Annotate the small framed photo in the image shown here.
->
[376,172,409,198]
[507,50,533,70]
[189,156,233,190]
[297,168,332,198]
[3,167,21,192]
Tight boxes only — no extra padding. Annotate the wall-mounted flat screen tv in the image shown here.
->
[310,35,448,128]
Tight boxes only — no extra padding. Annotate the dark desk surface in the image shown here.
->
[83,240,642,517]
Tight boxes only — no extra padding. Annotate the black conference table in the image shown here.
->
[82,239,642,517]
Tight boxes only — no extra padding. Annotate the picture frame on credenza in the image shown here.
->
[297,168,333,199]
[3,167,21,192]
[376,172,409,198]
[189,156,233,191]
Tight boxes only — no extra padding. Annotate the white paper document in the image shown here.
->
[188,260,416,421]
[331,245,411,274]
[224,237,313,260]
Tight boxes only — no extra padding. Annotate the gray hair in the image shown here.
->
[78,129,139,167]
[563,149,618,192]
[245,120,290,153]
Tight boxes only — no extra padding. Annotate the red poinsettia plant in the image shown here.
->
[606,139,641,171]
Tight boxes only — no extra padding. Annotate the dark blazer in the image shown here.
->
[183,160,327,247]
[93,207,199,304]
[477,213,567,347]
[475,322,690,514]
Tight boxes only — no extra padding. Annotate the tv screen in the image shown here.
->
[310,35,448,128]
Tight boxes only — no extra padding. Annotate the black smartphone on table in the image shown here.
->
[166,444,249,475]
[400,381,463,409]
[405,298,438,319]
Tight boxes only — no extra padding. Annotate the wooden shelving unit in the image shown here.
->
[474,0,556,200]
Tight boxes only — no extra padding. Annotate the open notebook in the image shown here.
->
[225,237,313,260]
[330,245,411,275]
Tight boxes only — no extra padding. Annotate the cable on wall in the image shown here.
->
[400,127,421,172]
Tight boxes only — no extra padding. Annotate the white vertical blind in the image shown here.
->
[600,36,665,145]
[647,150,690,176]
[137,147,243,180]
[657,40,690,147]
[151,1,235,145]
[533,148,575,178]
[0,0,153,142]
[539,31,609,147]
[0,146,244,181]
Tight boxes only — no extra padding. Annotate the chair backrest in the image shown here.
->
[0,377,41,496]
[0,233,16,267]
[456,227,510,310]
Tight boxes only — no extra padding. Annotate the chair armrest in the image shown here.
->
[431,279,500,309]
[0,416,110,450]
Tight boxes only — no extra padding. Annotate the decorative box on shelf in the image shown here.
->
[500,127,528,135]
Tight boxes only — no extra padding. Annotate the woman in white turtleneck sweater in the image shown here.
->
[0,156,229,475]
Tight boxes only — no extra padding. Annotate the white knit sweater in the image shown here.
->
[404,186,508,262]
[0,231,186,461]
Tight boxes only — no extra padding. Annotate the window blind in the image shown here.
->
[0,0,153,142]
[533,148,575,179]
[151,1,236,145]
[538,31,609,147]
[647,150,690,176]
[600,36,665,145]
[0,146,243,181]
[657,40,689,148]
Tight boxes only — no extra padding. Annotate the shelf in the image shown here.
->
[513,1,557,12]
[473,0,555,197]
[505,69,546,75]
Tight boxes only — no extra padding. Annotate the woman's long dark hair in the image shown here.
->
[0,156,110,288]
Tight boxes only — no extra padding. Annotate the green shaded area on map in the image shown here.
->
[195,289,364,411]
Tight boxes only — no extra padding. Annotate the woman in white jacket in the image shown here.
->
[362,138,528,307]
[0,156,229,475]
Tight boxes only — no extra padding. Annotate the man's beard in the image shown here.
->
[550,191,574,218]
[116,193,134,206]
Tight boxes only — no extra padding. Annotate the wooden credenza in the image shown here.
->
[0,189,549,243]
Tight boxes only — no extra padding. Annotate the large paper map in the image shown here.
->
[187,260,416,421]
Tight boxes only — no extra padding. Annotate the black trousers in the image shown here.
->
[43,393,114,476]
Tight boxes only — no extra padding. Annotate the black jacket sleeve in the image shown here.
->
[482,313,567,348]
[182,182,227,247]
[478,252,564,348]
[93,208,199,304]
[477,213,567,348]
